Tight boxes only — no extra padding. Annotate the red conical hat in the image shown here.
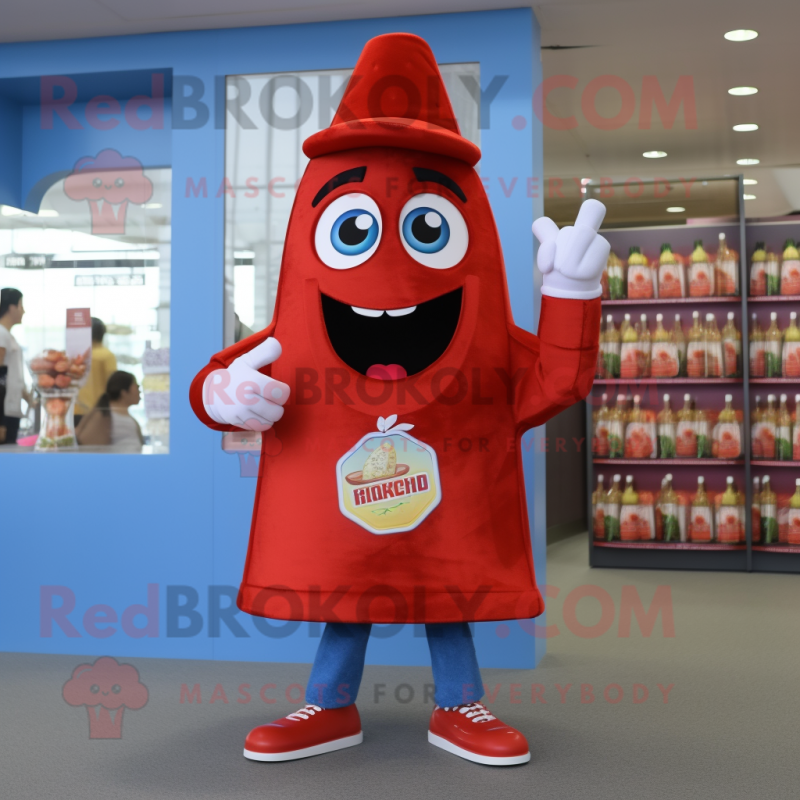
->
[303,32,481,166]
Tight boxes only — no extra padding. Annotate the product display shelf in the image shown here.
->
[603,297,740,306]
[746,219,800,572]
[594,378,742,386]
[587,177,751,572]
[593,459,744,466]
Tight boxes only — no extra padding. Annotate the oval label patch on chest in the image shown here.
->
[336,415,441,534]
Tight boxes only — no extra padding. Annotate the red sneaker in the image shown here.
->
[428,703,530,766]
[244,704,363,762]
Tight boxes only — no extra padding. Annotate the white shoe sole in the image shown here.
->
[428,731,531,766]
[244,731,363,762]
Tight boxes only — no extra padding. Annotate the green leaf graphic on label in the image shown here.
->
[608,434,623,458]
[663,515,681,542]
[659,436,676,459]
[696,435,711,458]
[777,438,792,461]
[603,353,621,378]
[609,277,625,300]
[761,517,779,544]
[766,353,782,377]
[605,516,620,541]
[767,275,780,296]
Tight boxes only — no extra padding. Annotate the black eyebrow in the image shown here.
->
[412,167,467,203]
[312,166,367,207]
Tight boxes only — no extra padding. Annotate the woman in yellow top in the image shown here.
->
[75,318,117,419]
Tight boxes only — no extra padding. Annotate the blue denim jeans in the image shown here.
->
[305,622,483,708]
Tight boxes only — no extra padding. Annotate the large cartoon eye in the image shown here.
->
[112,684,121,694]
[399,193,468,269]
[315,193,382,269]
[115,178,125,188]
[92,178,102,188]
[90,684,100,694]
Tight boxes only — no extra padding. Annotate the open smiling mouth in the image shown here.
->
[320,288,463,379]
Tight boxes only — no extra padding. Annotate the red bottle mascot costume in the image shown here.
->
[190,32,608,766]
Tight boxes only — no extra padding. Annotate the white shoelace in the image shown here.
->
[286,704,322,721]
[440,702,496,723]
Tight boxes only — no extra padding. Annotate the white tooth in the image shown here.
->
[351,306,384,318]
[386,306,416,317]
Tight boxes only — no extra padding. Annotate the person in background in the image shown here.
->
[0,288,37,446]
[76,371,143,449]
[75,317,117,422]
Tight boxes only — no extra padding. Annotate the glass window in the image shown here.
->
[0,166,171,453]
[223,64,480,345]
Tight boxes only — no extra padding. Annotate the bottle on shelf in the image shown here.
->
[749,313,766,378]
[620,312,632,339]
[638,313,651,377]
[603,474,623,541]
[705,313,722,378]
[624,393,656,459]
[782,312,800,378]
[592,474,606,540]
[602,314,621,379]
[659,473,681,542]
[760,475,778,544]
[657,393,677,458]
[718,476,743,543]
[606,251,625,300]
[593,393,610,457]
[721,312,741,378]
[777,394,793,461]
[751,395,764,459]
[780,239,800,296]
[596,316,605,378]
[788,479,800,545]
[752,477,762,544]
[651,314,679,378]
[750,241,767,296]
[715,393,742,459]
[765,312,783,378]
[689,239,714,297]
[689,476,713,543]
[687,310,707,378]
[607,394,626,458]
[676,393,696,458]
[793,394,800,461]
[620,475,652,541]
[658,243,684,298]
[716,232,739,296]
[694,397,711,458]
[627,246,653,299]
[765,249,781,296]
[620,315,640,379]
[754,394,778,460]
[673,313,687,377]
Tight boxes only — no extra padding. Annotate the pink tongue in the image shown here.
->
[366,364,407,381]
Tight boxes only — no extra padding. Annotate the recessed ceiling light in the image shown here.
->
[666,207,685,213]
[743,178,758,185]
[1,206,24,216]
[643,150,667,159]
[728,86,758,96]
[724,29,758,42]
[733,123,759,132]
[38,209,59,217]
[143,203,162,209]
[737,158,760,165]
[743,194,757,200]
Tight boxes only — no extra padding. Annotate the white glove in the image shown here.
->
[532,198,610,300]
[202,337,290,432]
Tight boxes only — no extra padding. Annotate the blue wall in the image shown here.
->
[0,9,546,669]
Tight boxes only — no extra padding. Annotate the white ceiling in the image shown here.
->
[1,0,798,218]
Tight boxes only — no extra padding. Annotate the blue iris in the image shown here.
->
[331,209,379,256]
[402,207,450,254]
